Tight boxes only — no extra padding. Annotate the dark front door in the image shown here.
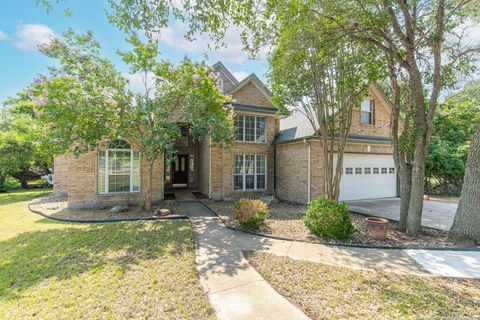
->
[172,154,188,185]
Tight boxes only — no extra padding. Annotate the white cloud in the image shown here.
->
[155,21,250,64]
[124,72,155,92]
[14,24,55,51]
[232,71,249,81]
[0,31,7,40]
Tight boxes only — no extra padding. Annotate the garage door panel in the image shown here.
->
[337,154,397,201]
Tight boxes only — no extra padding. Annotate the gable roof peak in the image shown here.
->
[226,72,272,98]
[212,61,239,85]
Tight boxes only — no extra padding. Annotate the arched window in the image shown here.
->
[98,140,140,193]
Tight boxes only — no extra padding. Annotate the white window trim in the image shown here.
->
[99,148,141,194]
[233,154,267,191]
[235,114,267,144]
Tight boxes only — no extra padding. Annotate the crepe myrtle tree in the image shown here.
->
[269,4,384,201]
[116,35,235,209]
[28,31,234,210]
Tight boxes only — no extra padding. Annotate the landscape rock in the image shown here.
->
[260,195,278,205]
[109,205,128,213]
[154,208,171,216]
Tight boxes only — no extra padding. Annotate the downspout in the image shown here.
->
[209,136,212,199]
[304,139,311,203]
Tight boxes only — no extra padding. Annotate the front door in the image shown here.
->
[172,154,188,186]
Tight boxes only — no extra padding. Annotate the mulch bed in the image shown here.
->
[206,200,461,249]
[28,193,180,222]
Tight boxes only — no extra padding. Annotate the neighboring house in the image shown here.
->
[53,62,396,208]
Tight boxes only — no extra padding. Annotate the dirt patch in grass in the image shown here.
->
[206,200,459,248]
[29,193,180,221]
[247,251,480,320]
[0,190,214,319]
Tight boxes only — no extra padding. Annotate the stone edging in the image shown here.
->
[199,201,480,252]
[27,195,189,224]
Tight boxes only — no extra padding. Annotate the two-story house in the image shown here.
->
[53,61,397,208]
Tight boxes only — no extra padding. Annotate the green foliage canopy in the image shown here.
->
[426,80,480,194]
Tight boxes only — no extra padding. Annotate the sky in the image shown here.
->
[0,0,268,105]
[1,1,479,105]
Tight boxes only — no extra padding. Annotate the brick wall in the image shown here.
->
[53,156,69,194]
[275,139,393,204]
[198,137,210,196]
[210,114,278,201]
[65,143,164,209]
[231,82,274,108]
[350,85,392,137]
[275,142,309,203]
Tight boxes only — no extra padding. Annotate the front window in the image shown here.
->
[361,99,374,124]
[98,140,140,193]
[234,154,266,190]
[234,115,266,143]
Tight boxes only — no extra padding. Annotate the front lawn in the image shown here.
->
[247,251,480,319]
[0,190,214,319]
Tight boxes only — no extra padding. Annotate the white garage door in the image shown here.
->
[338,153,397,201]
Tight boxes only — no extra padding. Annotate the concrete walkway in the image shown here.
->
[347,197,457,231]
[185,202,310,320]
[182,202,480,320]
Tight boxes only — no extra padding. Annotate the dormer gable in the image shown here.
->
[212,61,238,93]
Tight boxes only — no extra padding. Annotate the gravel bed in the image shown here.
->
[205,200,459,249]
[29,193,180,221]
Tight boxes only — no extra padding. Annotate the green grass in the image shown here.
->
[0,190,214,319]
[247,251,480,320]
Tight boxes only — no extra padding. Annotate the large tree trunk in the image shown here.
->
[398,164,412,230]
[406,136,427,236]
[146,160,154,211]
[448,124,480,245]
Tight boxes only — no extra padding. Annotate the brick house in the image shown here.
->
[53,62,396,208]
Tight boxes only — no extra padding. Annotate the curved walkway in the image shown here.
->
[182,202,480,320]
[186,202,310,320]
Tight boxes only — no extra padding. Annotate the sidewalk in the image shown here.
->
[185,202,310,320]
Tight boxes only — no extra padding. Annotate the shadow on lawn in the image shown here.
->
[0,220,191,300]
[0,190,50,206]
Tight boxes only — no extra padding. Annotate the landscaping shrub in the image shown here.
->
[138,199,146,211]
[303,198,354,239]
[233,198,269,229]
[4,176,21,190]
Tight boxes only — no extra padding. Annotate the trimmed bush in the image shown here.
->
[138,199,146,211]
[303,198,354,239]
[233,198,269,230]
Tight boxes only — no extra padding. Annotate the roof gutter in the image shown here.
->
[273,135,393,146]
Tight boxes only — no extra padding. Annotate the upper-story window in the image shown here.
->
[175,126,191,146]
[98,140,140,194]
[234,115,266,143]
[361,99,374,125]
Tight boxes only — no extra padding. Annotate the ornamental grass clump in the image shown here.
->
[303,198,354,239]
[233,198,269,230]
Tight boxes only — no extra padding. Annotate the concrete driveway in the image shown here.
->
[347,197,458,231]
